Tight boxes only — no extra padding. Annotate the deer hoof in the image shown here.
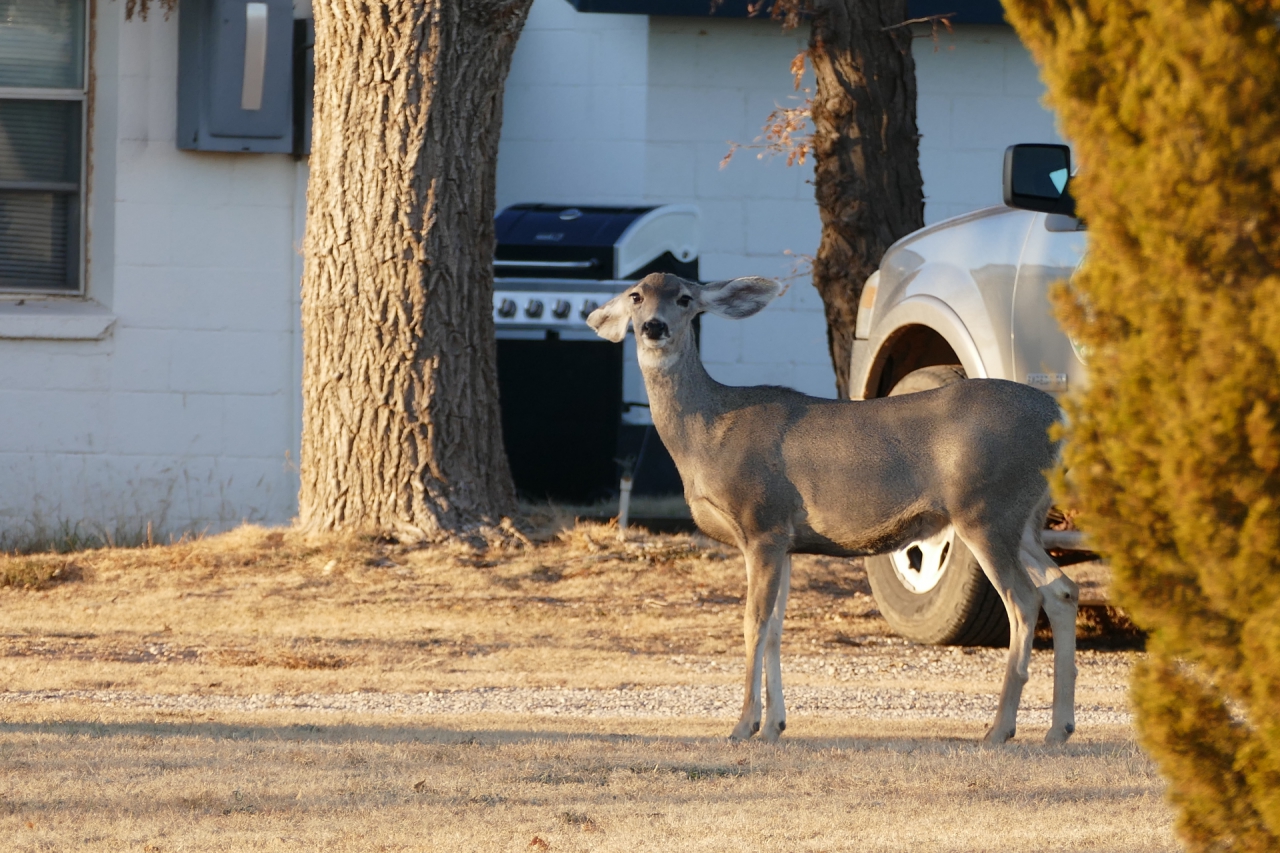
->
[1045,723,1075,745]
[983,726,1015,745]
[759,719,786,743]
[729,720,760,742]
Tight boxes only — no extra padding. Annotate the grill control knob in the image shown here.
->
[496,298,517,318]
[551,299,572,319]
[524,299,544,319]
[580,299,600,319]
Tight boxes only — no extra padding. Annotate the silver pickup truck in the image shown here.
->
[849,144,1090,646]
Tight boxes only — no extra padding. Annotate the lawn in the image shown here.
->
[0,519,1174,851]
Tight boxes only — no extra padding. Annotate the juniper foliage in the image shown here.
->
[1003,1,1280,848]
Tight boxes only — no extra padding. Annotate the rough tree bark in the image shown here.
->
[299,1,531,541]
[807,1,924,398]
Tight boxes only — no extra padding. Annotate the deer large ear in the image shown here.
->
[698,277,781,319]
[586,293,632,342]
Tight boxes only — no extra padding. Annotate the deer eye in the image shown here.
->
[677,294,693,308]
[629,292,642,305]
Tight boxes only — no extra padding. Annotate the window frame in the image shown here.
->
[0,1,91,297]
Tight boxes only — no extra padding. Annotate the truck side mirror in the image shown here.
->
[1003,144,1076,217]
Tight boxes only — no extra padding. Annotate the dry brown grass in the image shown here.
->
[0,520,893,697]
[0,554,84,590]
[0,706,1172,853]
[0,521,1174,851]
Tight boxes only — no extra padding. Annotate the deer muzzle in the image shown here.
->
[640,319,669,341]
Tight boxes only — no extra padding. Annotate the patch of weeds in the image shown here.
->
[222,789,256,815]
[526,771,606,786]
[455,556,499,569]
[0,558,83,590]
[177,791,223,812]
[208,648,263,667]
[680,765,739,781]
[489,573,523,590]
[625,763,743,781]
[559,811,597,830]
[0,519,157,554]
[206,647,346,670]
[528,565,562,584]
[277,652,346,670]
[469,793,507,806]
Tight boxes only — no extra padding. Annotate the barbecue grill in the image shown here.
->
[493,203,700,503]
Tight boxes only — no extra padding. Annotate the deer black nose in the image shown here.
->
[640,319,668,340]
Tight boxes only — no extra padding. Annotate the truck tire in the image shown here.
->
[864,365,1010,646]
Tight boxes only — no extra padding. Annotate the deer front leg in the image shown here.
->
[731,541,788,743]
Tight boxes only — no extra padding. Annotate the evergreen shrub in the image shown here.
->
[1003,1,1280,848]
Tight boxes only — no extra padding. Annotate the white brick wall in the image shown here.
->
[0,4,301,546]
[915,26,1066,223]
[496,1,650,208]
[640,18,824,402]
[632,16,1063,400]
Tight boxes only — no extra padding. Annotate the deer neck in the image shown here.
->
[636,333,722,463]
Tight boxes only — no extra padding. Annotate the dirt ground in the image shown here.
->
[0,520,1174,852]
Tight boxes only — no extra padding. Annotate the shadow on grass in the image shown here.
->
[0,716,1137,759]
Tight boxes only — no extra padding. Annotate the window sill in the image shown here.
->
[0,300,117,341]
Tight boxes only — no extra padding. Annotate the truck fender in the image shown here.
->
[850,296,989,400]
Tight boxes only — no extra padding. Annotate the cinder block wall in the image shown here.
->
[642,18,828,399]
[638,19,1066,400]
[497,1,650,206]
[0,4,303,545]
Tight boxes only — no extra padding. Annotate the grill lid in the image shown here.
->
[495,203,699,280]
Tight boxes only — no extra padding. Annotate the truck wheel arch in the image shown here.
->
[854,296,989,400]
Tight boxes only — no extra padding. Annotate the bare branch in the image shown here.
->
[881,12,956,32]
[720,94,814,169]
[790,50,807,91]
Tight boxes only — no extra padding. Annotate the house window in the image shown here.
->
[0,0,87,294]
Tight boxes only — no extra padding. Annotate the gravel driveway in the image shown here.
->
[1,644,1134,727]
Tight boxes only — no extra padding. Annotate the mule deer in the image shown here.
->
[588,273,1078,744]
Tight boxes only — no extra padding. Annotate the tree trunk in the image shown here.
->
[299,1,531,540]
[808,0,924,398]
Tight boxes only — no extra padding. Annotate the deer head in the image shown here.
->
[586,273,781,359]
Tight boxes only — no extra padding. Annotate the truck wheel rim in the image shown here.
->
[889,526,953,594]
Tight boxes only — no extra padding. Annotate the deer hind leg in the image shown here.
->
[958,527,1042,745]
[1020,526,1079,744]
[731,540,789,742]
